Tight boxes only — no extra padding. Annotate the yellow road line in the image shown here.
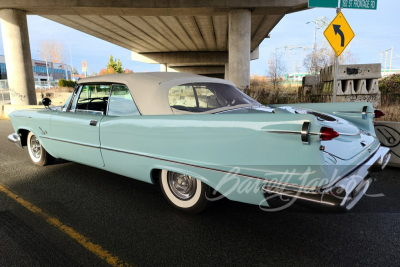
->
[0,184,132,267]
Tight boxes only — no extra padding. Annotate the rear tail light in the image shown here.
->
[374,109,385,119]
[320,127,340,141]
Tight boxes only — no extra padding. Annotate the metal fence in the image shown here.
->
[35,80,59,89]
[0,79,9,103]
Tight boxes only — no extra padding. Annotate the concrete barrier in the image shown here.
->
[311,63,382,106]
[375,122,400,168]
[36,92,70,105]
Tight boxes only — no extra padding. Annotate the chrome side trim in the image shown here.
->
[101,146,319,190]
[7,133,23,149]
[338,131,361,136]
[266,131,319,135]
[266,131,301,135]
[40,136,100,149]
[10,115,31,118]
[42,135,319,190]
[301,121,311,145]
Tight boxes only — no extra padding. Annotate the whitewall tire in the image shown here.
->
[160,170,212,213]
[27,132,55,166]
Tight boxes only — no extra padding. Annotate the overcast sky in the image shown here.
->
[0,0,398,76]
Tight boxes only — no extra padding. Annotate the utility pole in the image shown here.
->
[389,47,393,76]
[37,50,50,88]
[384,49,389,77]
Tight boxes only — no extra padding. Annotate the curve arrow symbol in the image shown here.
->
[333,24,345,47]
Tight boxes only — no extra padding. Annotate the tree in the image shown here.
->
[38,39,68,63]
[99,67,117,76]
[268,50,286,91]
[72,67,79,75]
[304,42,358,74]
[107,55,124,73]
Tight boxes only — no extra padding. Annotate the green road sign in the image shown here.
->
[341,0,377,10]
[309,0,338,8]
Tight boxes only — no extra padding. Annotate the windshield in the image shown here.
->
[168,83,260,113]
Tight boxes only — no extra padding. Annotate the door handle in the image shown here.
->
[90,120,98,126]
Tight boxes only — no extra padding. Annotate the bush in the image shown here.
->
[58,79,77,88]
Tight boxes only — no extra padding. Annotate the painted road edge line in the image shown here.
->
[0,183,132,267]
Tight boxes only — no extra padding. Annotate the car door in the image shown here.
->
[99,84,147,180]
[49,83,111,168]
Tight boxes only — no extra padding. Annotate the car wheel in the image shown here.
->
[160,170,212,213]
[27,132,55,166]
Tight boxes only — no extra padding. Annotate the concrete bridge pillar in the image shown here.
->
[160,63,168,72]
[0,9,36,105]
[224,63,229,81]
[228,9,251,91]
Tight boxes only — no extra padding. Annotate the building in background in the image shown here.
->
[0,55,72,82]
[381,69,400,77]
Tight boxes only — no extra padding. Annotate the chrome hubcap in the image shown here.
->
[167,172,197,200]
[30,136,41,159]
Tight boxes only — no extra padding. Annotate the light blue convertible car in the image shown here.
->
[8,73,391,213]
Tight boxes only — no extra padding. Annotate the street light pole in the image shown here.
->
[69,44,75,81]
[37,50,50,88]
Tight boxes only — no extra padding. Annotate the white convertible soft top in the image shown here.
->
[78,72,235,115]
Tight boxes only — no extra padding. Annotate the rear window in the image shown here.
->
[168,83,259,113]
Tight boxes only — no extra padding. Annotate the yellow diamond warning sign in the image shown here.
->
[324,12,355,57]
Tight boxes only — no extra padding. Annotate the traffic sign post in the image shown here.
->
[324,10,355,102]
[82,61,88,77]
[310,0,372,102]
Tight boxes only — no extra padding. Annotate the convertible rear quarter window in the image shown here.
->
[168,83,260,113]
[107,85,140,116]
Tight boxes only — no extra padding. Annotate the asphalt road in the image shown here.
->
[0,119,399,267]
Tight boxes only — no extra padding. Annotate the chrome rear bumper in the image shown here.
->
[7,133,23,149]
[262,146,391,211]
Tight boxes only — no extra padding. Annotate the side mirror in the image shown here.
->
[42,97,51,107]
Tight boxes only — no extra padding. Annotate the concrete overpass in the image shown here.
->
[0,0,308,105]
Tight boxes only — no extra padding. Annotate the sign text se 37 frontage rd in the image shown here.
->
[309,0,378,9]
[341,0,378,10]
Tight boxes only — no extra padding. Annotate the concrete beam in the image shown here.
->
[251,14,284,51]
[0,1,309,16]
[132,52,228,65]
[178,16,208,51]
[131,50,259,65]
[159,16,199,51]
[213,15,228,51]
[0,9,36,105]
[122,16,179,51]
[195,16,217,51]
[82,15,163,52]
[169,66,225,75]
[141,16,189,51]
